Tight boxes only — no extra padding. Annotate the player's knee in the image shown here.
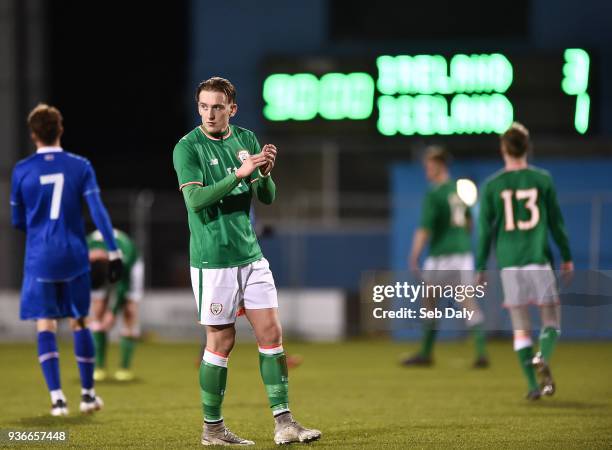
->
[91,301,106,320]
[258,322,282,347]
[69,317,87,331]
[89,320,104,332]
[121,324,141,338]
[208,337,234,355]
[509,306,531,332]
[123,302,137,322]
[513,329,530,339]
[206,326,236,355]
[36,319,57,332]
[540,304,561,330]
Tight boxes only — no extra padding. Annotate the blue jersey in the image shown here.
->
[11,147,104,280]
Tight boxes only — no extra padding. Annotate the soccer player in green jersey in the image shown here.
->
[403,147,488,368]
[476,122,573,400]
[173,77,321,446]
[87,229,143,382]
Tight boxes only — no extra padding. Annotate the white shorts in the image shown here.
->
[126,259,145,302]
[190,257,278,326]
[422,253,474,286]
[500,263,559,308]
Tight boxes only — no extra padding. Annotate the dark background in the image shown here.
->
[329,0,531,41]
[45,1,190,190]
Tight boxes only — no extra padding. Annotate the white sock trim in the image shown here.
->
[203,349,229,368]
[39,351,59,363]
[273,408,291,417]
[81,388,95,397]
[513,336,533,351]
[50,389,65,403]
[204,417,224,424]
[76,356,95,364]
[258,345,284,355]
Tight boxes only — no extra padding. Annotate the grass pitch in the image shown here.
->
[1,339,611,449]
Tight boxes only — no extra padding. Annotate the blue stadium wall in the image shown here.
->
[260,229,388,289]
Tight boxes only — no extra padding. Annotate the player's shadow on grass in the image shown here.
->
[227,400,268,409]
[70,377,144,386]
[14,415,94,427]
[530,400,608,410]
[94,379,144,386]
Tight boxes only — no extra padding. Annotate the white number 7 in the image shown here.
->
[40,173,64,220]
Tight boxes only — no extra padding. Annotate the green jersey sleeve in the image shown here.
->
[173,139,204,190]
[476,181,494,271]
[181,175,241,212]
[545,178,572,262]
[252,172,276,205]
[173,137,240,212]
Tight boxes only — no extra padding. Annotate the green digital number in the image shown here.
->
[319,73,374,120]
[263,72,374,121]
[562,48,590,134]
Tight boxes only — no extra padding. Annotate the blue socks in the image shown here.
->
[73,329,95,390]
[37,328,96,401]
[37,331,61,392]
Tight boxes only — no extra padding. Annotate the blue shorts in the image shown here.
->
[20,271,91,320]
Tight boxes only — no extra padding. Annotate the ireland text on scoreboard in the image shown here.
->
[262,49,591,136]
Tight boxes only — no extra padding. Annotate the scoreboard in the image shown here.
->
[262,49,592,136]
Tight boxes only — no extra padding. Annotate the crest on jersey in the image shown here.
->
[210,303,223,316]
[237,150,250,162]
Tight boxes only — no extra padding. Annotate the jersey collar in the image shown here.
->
[36,146,63,154]
[198,125,232,141]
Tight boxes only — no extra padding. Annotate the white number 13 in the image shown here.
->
[500,188,539,231]
[40,173,64,220]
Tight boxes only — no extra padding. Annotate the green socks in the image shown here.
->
[119,336,136,369]
[515,339,539,392]
[92,331,107,368]
[93,332,137,370]
[471,324,487,359]
[539,327,559,362]
[198,345,291,422]
[200,350,228,422]
[258,345,290,416]
[515,329,559,392]
[420,321,437,357]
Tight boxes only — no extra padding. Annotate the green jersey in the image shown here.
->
[420,179,472,257]
[87,229,138,271]
[476,166,572,271]
[173,124,273,269]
